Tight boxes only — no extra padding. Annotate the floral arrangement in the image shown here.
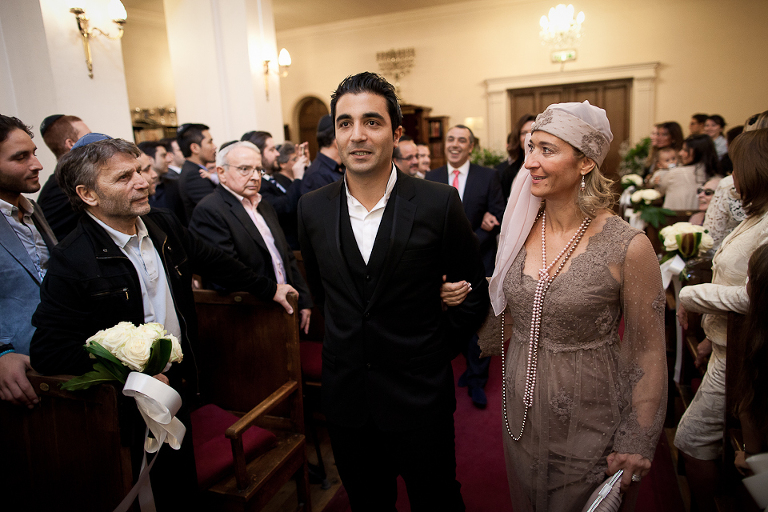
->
[62,322,183,390]
[470,147,506,168]
[659,222,714,261]
[619,137,651,175]
[621,174,643,190]
[629,189,674,228]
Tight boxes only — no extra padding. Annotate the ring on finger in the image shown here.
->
[631,474,641,483]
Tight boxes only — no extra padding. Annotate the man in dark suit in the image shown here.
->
[37,114,91,240]
[298,72,489,511]
[177,123,217,224]
[426,124,505,408]
[189,141,313,333]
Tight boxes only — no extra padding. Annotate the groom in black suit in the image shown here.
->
[426,125,505,408]
[298,73,489,511]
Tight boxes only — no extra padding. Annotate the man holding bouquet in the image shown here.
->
[29,134,298,509]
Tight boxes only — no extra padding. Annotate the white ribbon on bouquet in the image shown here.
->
[113,372,186,512]
[660,254,686,290]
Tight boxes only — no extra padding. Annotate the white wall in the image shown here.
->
[0,0,133,195]
[163,0,284,144]
[277,0,768,151]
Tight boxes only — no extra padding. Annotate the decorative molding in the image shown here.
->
[484,62,660,151]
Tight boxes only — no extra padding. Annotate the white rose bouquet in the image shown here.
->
[621,173,643,190]
[659,222,714,261]
[62,322,183,390]
[629,188,674,228]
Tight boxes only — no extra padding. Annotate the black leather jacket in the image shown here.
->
[30,209,278,390]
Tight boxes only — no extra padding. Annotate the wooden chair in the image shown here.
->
[193,290,311,512]
[0,373,136,511]
[712,312,761,511]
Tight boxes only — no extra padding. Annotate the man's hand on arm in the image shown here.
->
[0,353,39,408]
[273,283,298,314]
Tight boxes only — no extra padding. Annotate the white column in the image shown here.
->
[486,89,508,153]
[0,0,133,187]
[163,0,284,144]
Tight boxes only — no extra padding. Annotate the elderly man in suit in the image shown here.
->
[0,115,57,408]
[189,141,313,333]
[426,124,505,408]
[298,72,489,511]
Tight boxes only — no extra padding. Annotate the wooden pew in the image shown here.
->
[0,373,136,511]
[193,290,310,511]
[713,312,760,511]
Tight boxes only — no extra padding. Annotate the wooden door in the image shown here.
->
[508,79,631,182]
[297,97,329,161]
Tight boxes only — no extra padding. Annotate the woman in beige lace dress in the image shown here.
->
[480,102,667,511]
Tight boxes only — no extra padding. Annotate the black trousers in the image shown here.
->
[328,414,465,512]
[462,333,490,389]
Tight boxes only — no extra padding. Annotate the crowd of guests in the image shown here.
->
[2,72,768,511]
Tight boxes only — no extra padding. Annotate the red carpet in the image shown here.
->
[324,355,684,511]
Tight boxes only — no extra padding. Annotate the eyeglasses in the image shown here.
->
[697,187,715,196]
[224,164,264,177]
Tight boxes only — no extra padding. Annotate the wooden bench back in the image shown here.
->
[194,290,302,427]
[0,373,134,511]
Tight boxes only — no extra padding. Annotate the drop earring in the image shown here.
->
[580,174,586,191]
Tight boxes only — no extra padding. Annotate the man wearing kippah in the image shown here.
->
[37,114,91,240]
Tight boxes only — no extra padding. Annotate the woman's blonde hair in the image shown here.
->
[575,149,615,218]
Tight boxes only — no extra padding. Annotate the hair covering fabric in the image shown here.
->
[488,101,613,315]
[71,132,112,150]
[531,100,613,168]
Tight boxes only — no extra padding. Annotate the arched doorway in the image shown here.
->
[296,96,329,161]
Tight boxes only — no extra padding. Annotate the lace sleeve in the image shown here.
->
[614,233,668,459]
[704,177,745,251]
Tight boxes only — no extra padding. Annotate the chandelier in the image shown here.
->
[539,4,585,63]
[376,47,415,95]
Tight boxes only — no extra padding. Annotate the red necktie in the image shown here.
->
[452,169,460,189]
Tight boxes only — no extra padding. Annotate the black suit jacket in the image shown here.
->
[188,185,312,310]
[298,170,489,431]
[178,160,215,225]
[260,174,302,249]
[150,172,187,225]
[38,174,81,240]
[425,163,505,274]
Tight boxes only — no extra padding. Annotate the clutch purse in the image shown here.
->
[582,469,623,512]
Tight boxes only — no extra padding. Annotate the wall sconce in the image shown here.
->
[263,48,291,101]
[69,0,128,79]
[539,4,584,63]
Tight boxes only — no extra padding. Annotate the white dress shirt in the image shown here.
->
[87,212,182,340]
[447,160,470,201]
[344,165,397,264]
[221,185,287,284]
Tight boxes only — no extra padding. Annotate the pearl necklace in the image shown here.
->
[502,211,592,441]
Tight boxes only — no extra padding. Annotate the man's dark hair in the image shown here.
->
[317,121,335,149]
[241,131,272,154]
[331,72,402,136]
[707,114,726,129]
[57,138,140,212]
[0,115,33,144]
[176,123,209,158]
[393,135,414,159]
[450,124,476,145]
[692,113,708,124]
[137,140,163,159]
[158,137,175,152]
[42,115,84,159]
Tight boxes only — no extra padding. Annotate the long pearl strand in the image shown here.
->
[502,211,591,441]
